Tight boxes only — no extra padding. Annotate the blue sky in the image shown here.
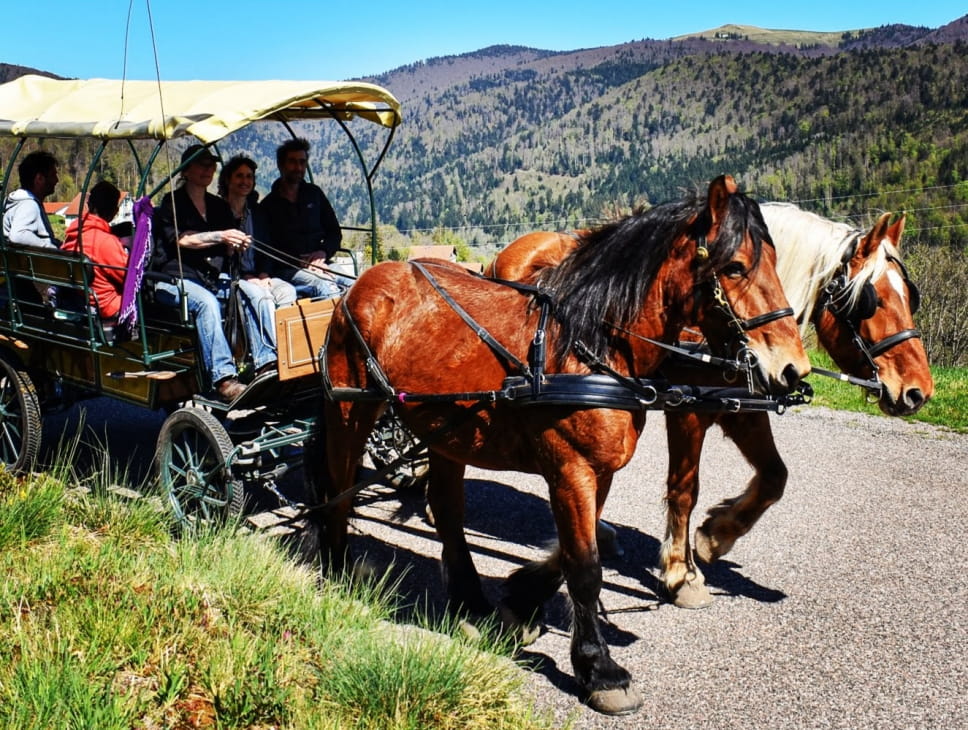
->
[5,1,965,82]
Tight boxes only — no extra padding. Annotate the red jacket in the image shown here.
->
[62,214,129,318]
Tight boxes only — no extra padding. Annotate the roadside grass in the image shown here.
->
[0,472,556,729]
[806,350,967,433]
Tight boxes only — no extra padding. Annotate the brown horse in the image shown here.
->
[490,201,934,610]
[314,175,809,715]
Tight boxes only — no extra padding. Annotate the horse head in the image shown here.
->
[684,175,810,396]
[814,211,933,415]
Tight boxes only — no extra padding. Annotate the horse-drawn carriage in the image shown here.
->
[0,75,404,524]
[1,72,932,716]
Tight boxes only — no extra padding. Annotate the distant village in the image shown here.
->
[45,189,134,231]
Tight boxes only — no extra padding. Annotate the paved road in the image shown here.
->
[342,406,968,729]
[46,399,967,728]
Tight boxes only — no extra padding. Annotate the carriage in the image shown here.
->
[0,74,410,525]
[3,73,855,715]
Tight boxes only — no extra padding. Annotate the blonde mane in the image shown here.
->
[760,202,897,337]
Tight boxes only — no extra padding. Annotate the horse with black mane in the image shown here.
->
[311,175,809,714]
[490,200,933,610]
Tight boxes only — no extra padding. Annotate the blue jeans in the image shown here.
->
[285,267,343,300]
[153,278,237,385]
[235,278,281,370]
[242,276,297,307]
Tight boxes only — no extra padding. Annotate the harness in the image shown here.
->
[323,258,803,414]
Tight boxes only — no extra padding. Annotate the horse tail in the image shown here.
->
[502,545,565,629]
[296,397,332,566]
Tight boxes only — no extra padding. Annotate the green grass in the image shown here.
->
[806,350,968,433]
[0,476,555,730]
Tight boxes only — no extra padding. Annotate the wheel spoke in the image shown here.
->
[157,407,240,528]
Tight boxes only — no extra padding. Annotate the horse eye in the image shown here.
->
[720,262,747,279]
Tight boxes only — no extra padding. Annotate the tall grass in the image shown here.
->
[0,473,554,729]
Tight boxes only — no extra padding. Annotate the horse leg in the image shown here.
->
[553,466,641,715]
[425,451,492,618]
[694,411,787,563]
[311,400,382,575]
[662,412,715,609]
[502,471,615,638]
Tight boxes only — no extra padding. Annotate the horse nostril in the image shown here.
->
[780,363,801,392]
[905,388,926,413]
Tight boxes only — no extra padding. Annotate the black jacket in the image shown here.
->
[154,187,236,290]
[259,180,341,274]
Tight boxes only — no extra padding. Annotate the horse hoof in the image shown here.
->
[694,528,717,564]
[597,519,624,559]
[586,686,643,716]
[673,580,713,609]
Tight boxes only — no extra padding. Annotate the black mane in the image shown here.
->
[539,189,770,361]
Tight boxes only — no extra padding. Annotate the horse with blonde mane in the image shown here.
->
[489,201,932,609]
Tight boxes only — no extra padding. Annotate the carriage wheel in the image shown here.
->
[0,354,42,474]
[365,409,429,490]
[155,406,245,528]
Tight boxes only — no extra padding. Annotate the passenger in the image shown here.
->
[153,145,277,403]
[2,150,61,248]
[217,155,296,308]
[258,138,345,299]
[61,181,127,319]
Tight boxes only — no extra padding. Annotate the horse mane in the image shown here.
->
[540,188,770,361]
[761,202,898,335]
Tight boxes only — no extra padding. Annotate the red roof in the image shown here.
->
[65,190,129,217]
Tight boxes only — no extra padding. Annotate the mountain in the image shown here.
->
[306,16,966,253]
[0,63,59,84]
[3,18,967,255]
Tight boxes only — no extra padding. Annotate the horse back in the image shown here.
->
[329,260,539,392]
[488,231,582,282]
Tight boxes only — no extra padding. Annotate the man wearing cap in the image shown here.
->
[153,145,277,403]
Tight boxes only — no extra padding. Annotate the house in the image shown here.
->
[407,244,482,273]
[63,190,132,226]
[43,201,69,218]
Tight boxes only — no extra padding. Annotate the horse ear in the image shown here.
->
[885,212,906,250]
[707,174,738,227]
[856,212,892,259]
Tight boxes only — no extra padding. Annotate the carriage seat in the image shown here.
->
[1,243,118,345]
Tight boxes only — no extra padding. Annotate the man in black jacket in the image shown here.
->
[259,138,342,299]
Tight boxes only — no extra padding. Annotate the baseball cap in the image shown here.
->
[181,144,219,166]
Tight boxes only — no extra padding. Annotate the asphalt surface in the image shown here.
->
[45,399,967,729]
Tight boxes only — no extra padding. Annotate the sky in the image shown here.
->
[5,1,965,82]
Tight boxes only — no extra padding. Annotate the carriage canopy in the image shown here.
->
[0,75,402,142]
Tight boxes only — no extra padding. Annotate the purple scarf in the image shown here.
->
[118,196,153,333]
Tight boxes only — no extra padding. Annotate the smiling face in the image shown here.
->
[183,158,217,188]
[227,163,256,200]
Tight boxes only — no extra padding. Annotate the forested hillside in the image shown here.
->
[311,20,966,253]
[2,18,967,253]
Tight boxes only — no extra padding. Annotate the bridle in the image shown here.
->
[593,238,796,392]
[813,236,922,397]
[695,240,795,389]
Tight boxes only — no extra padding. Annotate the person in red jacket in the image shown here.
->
[61,181,128,319]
